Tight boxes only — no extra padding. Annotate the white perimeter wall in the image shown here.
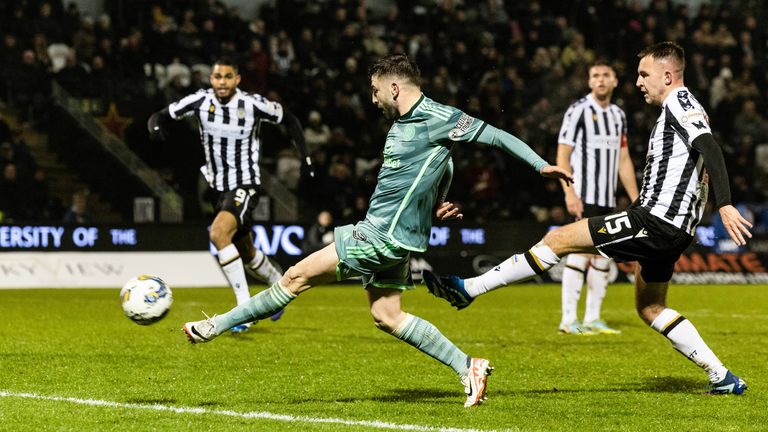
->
[0,252,227,289]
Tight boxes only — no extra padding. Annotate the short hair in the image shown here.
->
[590,59,614,70]
[212,56,239,73]
[368,53,422,86]
[637,41,685,71]
[589,60,616,75]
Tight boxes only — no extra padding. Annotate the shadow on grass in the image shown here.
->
[289,376,706,404]
[507,376,704,395]
[289,388,459,405]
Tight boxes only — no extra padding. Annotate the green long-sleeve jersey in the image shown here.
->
[362,94,549,252]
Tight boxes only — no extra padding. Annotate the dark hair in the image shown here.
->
[637,41,685,70]
[212,56,239,73]
[590,59,614,70]
[368,53,422,86]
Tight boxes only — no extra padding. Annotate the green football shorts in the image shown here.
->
[334,223,415,290]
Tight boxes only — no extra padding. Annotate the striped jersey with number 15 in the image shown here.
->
[168,88,283,191]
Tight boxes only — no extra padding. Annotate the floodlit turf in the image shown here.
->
[1,283,766,431]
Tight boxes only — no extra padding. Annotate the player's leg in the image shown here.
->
[558,254,594,335]
[234,230,286,321]
[183,243,339,342]
[210,210,251,306]
[583,255,620,334]
[235,230,282,285]
[637,262,747,394]
[424,218,598,309]
[368,286,492,407]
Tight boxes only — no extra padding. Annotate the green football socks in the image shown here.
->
[213,282,295,332]
[392,313,469,376]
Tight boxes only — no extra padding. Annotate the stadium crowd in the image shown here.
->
[0,0,766,229]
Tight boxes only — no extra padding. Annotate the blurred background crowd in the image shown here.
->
[1,0,766,231]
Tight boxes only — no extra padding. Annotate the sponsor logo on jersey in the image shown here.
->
[597,226,607,234]
[448,113,475,141]
[677,90,694,110]
[352,229,368,242]
[383,138,401,168]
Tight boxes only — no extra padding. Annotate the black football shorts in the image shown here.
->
[587,206,693,282]
[209,186,262,229]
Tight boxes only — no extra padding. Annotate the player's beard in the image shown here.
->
[380,102,399,120]
[216,87,235,103]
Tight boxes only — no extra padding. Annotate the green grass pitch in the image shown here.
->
[1,283,766,431]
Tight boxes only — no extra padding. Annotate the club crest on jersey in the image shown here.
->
[208,104,216,113]
[448,113,474,141]
[402,124,416,141]
[237,107,246,119]
[677,90,694,110]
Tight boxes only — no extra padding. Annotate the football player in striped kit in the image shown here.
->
[148,57,314,332]
[425,42,751,395]
[555,61,638,335]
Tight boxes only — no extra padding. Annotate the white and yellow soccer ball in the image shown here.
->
[120,275,173,325]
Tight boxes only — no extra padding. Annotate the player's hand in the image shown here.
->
[435,201,463,221]
[148,125,167,142]
[718,205,752,246]
[565,193,583,220]
[541,165,573,185]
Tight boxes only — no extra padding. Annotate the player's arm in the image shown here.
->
[556,143,582,218]
[692,133,752,245]
[434,159,462,220]
[280,109,315,178]
[618,145,639,202]
[147,108,172,141]
[149,91,206,141]
[475,125,573,184]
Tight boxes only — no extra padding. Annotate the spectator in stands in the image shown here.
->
[0,163,25,221]
[303,210,334,253]
[62,189,93,224]
[2,0,764,226]
[10,50,50,124]
[322,161,357,220]
[27,167,60,221]
[304,110,331,153]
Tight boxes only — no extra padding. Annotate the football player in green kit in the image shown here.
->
[183,53,572,407]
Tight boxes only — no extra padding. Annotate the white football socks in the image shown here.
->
[583,256,610,323]
[650,308,728,383]
[218,244,251,305]
[465,242,560,297]
[560,254,588,325]
[247,249,282,284]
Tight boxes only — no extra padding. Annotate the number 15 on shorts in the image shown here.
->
[604,211,631,235]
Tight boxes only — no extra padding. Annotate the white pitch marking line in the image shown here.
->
[0,390,501,432]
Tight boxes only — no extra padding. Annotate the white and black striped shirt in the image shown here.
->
[168,88,284,191]
[640,87,710,235]
[558,94,628,208]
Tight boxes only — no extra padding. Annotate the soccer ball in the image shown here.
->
[120,275,173,325]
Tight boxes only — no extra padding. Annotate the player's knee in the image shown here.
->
[541,229,566,255]
[369,308,397,333]
[209,226,232,248]
[636,304,664,325]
